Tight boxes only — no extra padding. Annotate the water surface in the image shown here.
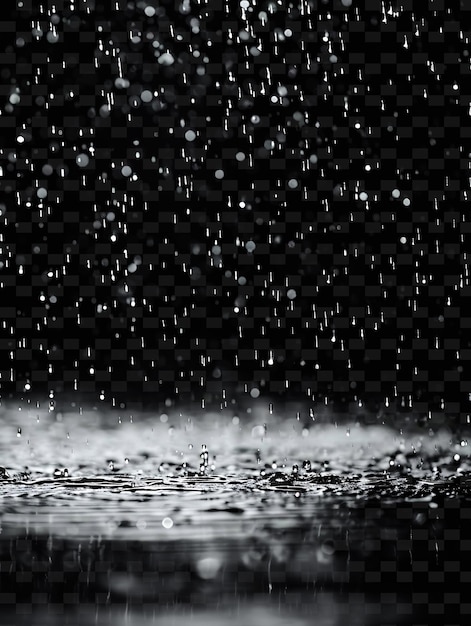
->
[0,405,469,625]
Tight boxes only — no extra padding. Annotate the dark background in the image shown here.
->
[0,0,470,427]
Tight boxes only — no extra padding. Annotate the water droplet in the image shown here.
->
[76,153,90,167]
[158,52,174,66]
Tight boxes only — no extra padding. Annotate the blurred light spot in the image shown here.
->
[76,153,90,168]
[141,90,153,103]
[158,52,175,65]
[196,556,221,579]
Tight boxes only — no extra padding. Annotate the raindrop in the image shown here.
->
[76,154,90,168]
[42,164,53,176]
[158,52,175,66]
[141,90,153,103]
[46,31,59,44]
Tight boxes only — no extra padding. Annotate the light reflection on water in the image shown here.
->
[0,405,469,625]
[12,594,407,626]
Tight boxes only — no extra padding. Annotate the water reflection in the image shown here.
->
[10,593,437,626]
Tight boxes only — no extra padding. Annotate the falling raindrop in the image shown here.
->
[76,153,90,168]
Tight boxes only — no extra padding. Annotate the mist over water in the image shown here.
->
[0,0,470,624]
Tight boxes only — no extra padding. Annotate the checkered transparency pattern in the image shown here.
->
[0,1,469,426]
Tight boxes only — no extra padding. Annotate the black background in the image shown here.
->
[0,0,470,427]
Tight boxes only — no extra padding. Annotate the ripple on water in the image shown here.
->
[0,407,467,626]
[0,408,468,543]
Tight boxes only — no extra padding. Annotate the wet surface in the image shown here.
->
[0,406,469,624]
